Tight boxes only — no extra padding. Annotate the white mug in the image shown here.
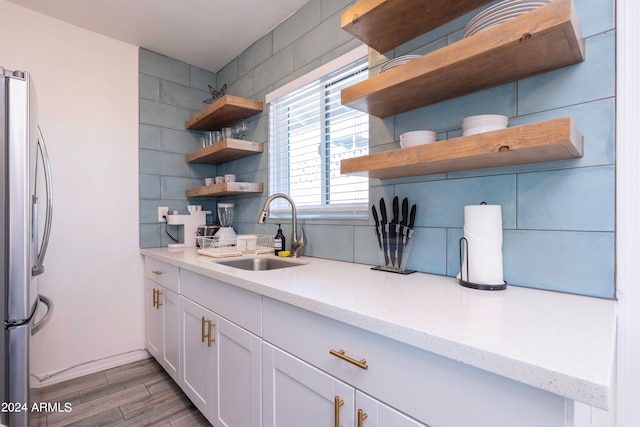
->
[204,178,214,186]
[224,174,236,183]
[215,176,224,184]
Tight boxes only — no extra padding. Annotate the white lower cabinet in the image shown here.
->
[215,316,262,427]
[144,257,574,427]
[180,295,216,421]
[263,297,569,427]
[145,278,163,361]
[262,342,355,427]
[144,278,180,382]
[355,391,427,427]
[262,340,426,427]
[180,295,262,426]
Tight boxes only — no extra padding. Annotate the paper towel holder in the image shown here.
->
[458,237,507,291]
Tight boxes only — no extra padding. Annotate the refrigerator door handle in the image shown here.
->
[32,126,52,277]
[31,295,53,335]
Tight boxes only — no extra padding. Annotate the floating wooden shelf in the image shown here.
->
[186,182,263,198]
[186,139,263,164]
[340,117,583,180]
[341,0,585,118]
[341,0,493,54]
[185,95,263,130]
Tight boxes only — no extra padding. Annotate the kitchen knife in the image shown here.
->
[408,204,416,229]
[379,198,388,225]
[401,198,408,226]
[392,196,399,224]
[372,205,382,250]
[398,198,409,267]
[379,198,389,266]
[390,196,399,267]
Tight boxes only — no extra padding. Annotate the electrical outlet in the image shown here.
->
[158,207,169,222]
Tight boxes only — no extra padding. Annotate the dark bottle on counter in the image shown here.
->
[274,224,285,255]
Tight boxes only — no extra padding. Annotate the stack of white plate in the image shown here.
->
[380,55,422,73]
[400,130,437,148]
[463,0,554,38]
[462,115,509,136]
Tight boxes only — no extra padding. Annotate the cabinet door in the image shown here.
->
[145,278,163,362]
[263,342,354,427]
[162,286,180,383]
[181,296,217,422]
[214,317,262,427]
[355,391,427,427]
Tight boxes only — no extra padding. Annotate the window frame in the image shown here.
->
[266,46,370,220]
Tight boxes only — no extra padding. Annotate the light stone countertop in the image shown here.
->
[141,247,616,410]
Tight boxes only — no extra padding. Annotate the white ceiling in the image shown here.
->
[8,0,310,72]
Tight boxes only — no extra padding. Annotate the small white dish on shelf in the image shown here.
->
[462,114,509,136]
[400,130,436,147]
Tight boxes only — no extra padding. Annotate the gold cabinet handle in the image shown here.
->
[329,349,368,370]
[151,270,163,275]
[334,396,344,427]
[207,320,216,347]
[152,288,160,308]
[357,409,368,427]
[201,316,215,347]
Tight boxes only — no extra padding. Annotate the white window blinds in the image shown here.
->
[269,56,369,219]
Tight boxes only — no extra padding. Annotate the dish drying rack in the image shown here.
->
[196,234,274,258]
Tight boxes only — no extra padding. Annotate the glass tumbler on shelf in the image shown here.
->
[233,120,248,140]
[205,131,215,146]
[222,127,233,140]
[213,130,223,143]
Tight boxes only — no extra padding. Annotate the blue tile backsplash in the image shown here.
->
[139,0,616,299]
[139,49,218,248]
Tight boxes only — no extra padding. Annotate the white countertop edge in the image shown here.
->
[140,248,616,410]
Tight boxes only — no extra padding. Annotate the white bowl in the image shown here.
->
[462,114,508,135]
[400,130,436,148]
[463,125,507,136]
[462,114,508,129]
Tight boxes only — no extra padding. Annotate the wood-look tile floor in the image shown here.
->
[34,357,211,426]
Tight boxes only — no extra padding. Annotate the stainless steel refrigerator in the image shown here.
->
[1,67,53,427]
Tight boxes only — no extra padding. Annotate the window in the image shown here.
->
[268,51,369,219]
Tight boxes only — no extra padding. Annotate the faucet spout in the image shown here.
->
[258,193,306,258]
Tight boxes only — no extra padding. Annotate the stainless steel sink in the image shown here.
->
[215,257,304,271]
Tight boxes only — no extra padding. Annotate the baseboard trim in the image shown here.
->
[32,349,152,388]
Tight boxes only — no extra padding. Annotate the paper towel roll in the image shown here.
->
[459,204,504,286]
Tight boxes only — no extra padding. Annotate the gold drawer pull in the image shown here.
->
[152,288,162,308]
[329,349,368,370]
[357,409,368,427]
[334,396,344,427]
[207,321,216,347]
[151,270,163,275]
[201,316,215,347]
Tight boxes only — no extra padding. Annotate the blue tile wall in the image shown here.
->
[140,0,616,298]
[139,49,218,248]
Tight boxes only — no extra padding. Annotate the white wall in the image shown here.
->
[0,1,144,383]
[615,0,640,425]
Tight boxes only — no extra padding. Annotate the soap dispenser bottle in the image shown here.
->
[274,224,285,255]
